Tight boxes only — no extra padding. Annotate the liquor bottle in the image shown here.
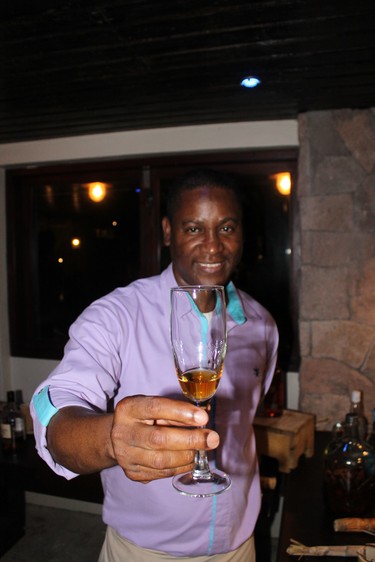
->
[263,366,285,417]
[324,421,345,456]
[367,408,375,448]
[0,391,26,452]
[323,413,375,517]
[349,389,368,440]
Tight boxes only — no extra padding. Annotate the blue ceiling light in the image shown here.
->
[241,76,261,88]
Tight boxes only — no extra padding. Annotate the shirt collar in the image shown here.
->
[226,281,246,325]
[163,264,246,325]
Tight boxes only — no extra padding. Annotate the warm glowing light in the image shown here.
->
[87,182,107,202]
[112,220,118,226]
[45,185,54,205]
[58,257,64,263]
[71,238,81,248]
[273,173,291,196]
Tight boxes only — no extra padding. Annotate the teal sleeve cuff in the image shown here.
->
[33,386,59,427]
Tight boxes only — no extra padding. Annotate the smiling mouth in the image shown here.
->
[197,262,224,270]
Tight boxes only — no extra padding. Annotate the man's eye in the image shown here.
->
[221,225,234,233]
[186,226,200,233]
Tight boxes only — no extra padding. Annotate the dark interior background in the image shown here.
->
[1,1,374,142]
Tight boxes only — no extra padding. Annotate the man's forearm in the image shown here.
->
[47,406,116,474]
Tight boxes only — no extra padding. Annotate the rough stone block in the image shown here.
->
[300,194,353,231]
[297,114,314,198]
[311,320,375,369]
[299,321,311,357]
[334,109,375,173]
[353,174,375,231]
[314,156,365,195]
[303,111,348,156]
[300,358,363,394]
[300,266,349,320]
[299,357,375,430]
[364,343,375,381]
[300,231,312,263]
[309,232,349,266]
[306,232,374,267]
[351,258,375,323]
[301,392,348,431]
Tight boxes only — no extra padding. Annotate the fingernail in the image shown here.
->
[207,431,220,449]
[194,409,208,424]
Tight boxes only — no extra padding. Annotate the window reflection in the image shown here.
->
[36,181,140,339]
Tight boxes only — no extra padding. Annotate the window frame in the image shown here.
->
[6,149,299,368]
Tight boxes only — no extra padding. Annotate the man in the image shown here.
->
[31,169,278,561]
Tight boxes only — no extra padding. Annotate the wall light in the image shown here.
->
[71,237,81,248]
[273,172,291,196]
[87,182,108,202]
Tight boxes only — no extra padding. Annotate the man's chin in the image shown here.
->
[192,270,230,287]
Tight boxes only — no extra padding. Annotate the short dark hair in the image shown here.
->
[165,168,242,222]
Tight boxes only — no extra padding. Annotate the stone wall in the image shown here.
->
[297,109,375,430]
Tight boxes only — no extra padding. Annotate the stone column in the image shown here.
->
[297,109,375,429]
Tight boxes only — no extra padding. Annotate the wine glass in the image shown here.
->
[170,285,231,497]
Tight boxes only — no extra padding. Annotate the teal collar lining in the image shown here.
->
[226,281,246,325]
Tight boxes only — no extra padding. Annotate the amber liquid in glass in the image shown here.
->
[177,368,222,405]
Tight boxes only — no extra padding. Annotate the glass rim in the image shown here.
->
[171,285,225,291]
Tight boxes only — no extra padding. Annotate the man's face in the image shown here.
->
[162,186,243,286]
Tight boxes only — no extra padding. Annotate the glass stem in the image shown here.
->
[191,405,212,480]
[192,449,212,480]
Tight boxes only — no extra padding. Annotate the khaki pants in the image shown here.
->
[98,526,255,562]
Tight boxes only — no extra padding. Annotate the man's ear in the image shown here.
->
[161,216,171,247]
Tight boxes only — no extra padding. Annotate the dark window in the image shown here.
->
[6,150,299,369]
[36,180,140,340]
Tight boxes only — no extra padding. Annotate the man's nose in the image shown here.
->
[203,231,223,253]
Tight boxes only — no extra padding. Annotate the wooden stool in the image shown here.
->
[254,409,315,473]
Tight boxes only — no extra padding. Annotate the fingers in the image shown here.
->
[117,437,196,482]
[117,395,209,426]
[122,422,219,452]
[123,454,194,483]
[113,427,217,482]
[111,395,220,483]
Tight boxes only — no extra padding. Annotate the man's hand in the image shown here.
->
[46,396,219,481]
[110,395,220,483]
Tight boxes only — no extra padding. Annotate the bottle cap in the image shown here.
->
[351,390,361,403]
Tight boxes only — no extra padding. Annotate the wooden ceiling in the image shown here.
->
[1,1,375,143]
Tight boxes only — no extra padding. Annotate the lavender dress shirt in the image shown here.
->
[31,264,278,557]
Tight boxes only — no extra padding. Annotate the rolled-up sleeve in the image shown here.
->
[30,298,124,479]
[31,385,82,479]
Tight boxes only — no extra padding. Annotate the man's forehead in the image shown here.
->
[176,186,241,212]
[178,185,238,201]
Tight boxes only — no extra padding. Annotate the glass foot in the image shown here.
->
[172,469,231,497]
